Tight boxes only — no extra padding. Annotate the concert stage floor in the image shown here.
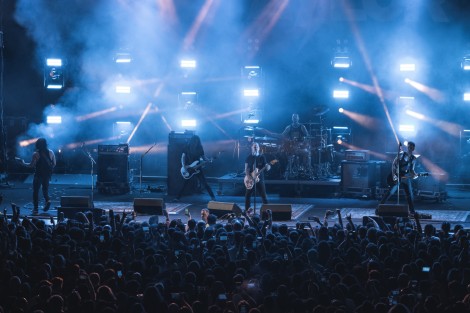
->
[1,174,470,229]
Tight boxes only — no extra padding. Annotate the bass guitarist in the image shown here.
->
[379,141,418,215]
[244,142,271,214]
[175,135,216,202]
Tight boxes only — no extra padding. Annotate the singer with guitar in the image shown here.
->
[175,135,216,202]
[379,141,420,215]
[244,142,271,215]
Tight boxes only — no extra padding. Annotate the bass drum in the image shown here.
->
[311,145,334,164]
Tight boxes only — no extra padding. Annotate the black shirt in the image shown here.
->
[245,154,268,181]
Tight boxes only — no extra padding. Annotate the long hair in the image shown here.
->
[188,135,203,157]
[35,138,48,153]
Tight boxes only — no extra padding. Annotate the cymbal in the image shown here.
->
[312,105,330,116]
[254,136,277,141]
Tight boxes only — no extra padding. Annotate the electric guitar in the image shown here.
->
[386,172,429,186]
[180,158,215,179]
[244,159,278,190]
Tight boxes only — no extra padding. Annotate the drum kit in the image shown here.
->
[241,106,335,180]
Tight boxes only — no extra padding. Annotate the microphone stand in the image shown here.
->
[140,143,157,193]
[253,159,257,215]
[396,143,401,206]
[82,145,96,203]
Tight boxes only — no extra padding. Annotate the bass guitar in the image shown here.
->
[386,172,429,186]
[244,159,278,190]
[180,158,215,180]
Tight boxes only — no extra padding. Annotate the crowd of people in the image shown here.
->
[1,201,470,313]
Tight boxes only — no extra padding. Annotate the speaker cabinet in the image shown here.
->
[207,201,242,217]
[376,204,409,217]
[97,154,129,184]
[260,204,292,221]
[57,207,105,222]
[60,196,94,208]
[167,131,197,196]
[133,198,165,215]
[341,161,379,195]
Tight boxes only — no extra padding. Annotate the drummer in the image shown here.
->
[282,113,309,142]
[282,113,311,171]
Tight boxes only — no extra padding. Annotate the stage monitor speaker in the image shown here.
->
[133,198,165,215]
[207,201,242,217]
[376,204,409,217]
[260,204,292,221]
[60,196,94,208]
[57,207,104,222]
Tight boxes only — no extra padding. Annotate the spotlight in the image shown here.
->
[464,93,470,101]
[339,77,344,82]
[338,108,344,113]
[44,58,64,89]
[336,135,347,144]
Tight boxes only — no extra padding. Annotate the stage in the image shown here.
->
[1,173,469,230]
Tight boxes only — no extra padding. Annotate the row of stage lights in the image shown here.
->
[42,51,470,129]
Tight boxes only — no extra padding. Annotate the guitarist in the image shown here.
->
[19,138,56,215]
[175,135,216,202]
[379,141,417,215]
[245,142,271,214]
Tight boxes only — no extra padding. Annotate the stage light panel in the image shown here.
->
[115,53,132,63]
[180,59,197,68]
[243,66,261,79]
[243,89,260,97]
[44,58,64,89]
[179,92,198,108]
[46,58,62,66]
[243,119,260,124]
[181,119,197,127]
[461,56,470,70]
[115,86,131,93]
[333,90,349,99]
[46,116,62,124]
[332,56,351,68]
[400,64,416,72]
[113,121,133,137]
[399,124,415,132]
